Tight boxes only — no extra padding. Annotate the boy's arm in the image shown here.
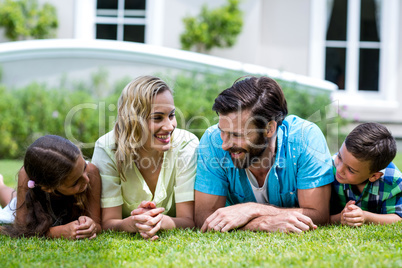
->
[343,203,401,226]
[330,213,342,224]
[331,209,401,225]
[363,212,401,225]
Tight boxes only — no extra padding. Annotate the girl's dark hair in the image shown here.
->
[212,76,288,128]
[345,123,397,173]
[4,135,88,237]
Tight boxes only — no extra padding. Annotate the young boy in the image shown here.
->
[330,122,402,226]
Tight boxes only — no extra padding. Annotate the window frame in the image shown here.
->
[74,0,165,45]
[309,0,399,108]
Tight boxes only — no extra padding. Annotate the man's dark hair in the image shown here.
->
[212,76,288,129]
[345,122,397,173]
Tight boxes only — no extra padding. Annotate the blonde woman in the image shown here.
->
[92,76,198,240]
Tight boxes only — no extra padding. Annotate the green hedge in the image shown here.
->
[0,71,348,159]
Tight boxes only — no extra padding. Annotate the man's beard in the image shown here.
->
[228,133,269,169]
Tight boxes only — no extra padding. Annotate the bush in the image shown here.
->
[180,0,243,53]
[0,70,348,159]
[0,0,58,41]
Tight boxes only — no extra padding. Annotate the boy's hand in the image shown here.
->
[341,200,365,227]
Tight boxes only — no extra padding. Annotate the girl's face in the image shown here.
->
[142,90,177,153]
[57,156,90,196]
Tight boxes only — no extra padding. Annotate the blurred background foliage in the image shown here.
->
[180,0,243,53]
[0,68,349,159]
[0,0,58,41]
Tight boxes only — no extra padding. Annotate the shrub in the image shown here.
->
[0,0,58,41]
[180,0,243,53]
[0,70,348,159]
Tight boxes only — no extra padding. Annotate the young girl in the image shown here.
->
[92,75,199,240]
[0,135,101,239]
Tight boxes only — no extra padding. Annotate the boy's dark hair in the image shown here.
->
[4,135,88,238]
[345,123,397,173]
[212,76,288,129]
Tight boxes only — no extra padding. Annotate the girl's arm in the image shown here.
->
[15,168,29,224]
[85,163,102,233]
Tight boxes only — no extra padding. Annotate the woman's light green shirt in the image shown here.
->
[91,128,199,218]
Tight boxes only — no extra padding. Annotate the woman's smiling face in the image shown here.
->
[143,90,177,153]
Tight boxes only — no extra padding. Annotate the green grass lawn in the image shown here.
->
[0,159,22,188]
[394,153,402,169]
[1,155,402,267]
[0,224,401,267]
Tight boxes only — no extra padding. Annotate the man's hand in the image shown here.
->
[201,204,256,232]
[341,200,365,227]
[243,211,317,233]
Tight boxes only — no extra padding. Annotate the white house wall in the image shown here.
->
[258,0,311,76]
[0,0,401,141]
[38,0,75,38]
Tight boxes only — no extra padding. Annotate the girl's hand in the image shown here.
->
[75,216,97,239]
[62,220,81,239]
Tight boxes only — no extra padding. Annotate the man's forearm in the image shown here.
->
[288,207,329,225]
[241,211,316,233]
[243,203,329,225]
[280,207,329,225]
[242,206,328,231]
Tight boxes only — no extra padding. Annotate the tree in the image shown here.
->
[0,0,58,41]
[180,0,243,53]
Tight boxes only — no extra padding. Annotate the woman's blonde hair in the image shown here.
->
[114,75,172,180]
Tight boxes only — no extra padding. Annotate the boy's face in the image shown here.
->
[334,143,380,185]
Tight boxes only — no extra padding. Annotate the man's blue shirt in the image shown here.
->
[195,115,334,207]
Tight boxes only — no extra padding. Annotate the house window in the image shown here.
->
[325,0,381,92]
[95,0,146,42]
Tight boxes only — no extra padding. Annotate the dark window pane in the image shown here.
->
[125,0,146,10]
[359,48,379,91]
[97,0,117,9]
[326,0,348,41]
[325,47,346,90]
[96,24,117,40]
[360,0,380,41]
[123,25,145,43]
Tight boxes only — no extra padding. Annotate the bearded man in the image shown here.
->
[195,76,334,233]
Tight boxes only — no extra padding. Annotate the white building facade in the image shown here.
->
[1,0,401,140]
